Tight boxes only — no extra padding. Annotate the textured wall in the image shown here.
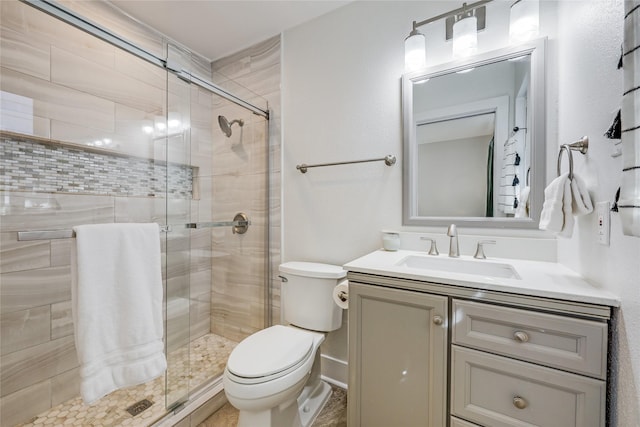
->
[555,1,640,425]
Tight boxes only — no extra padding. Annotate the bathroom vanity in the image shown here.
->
[344,250,619,427]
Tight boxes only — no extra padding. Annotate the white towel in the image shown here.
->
[570,174,593,216]
[72,223,166,404]
[539,173,574,236]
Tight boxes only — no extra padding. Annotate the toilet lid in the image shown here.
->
[227,325,314,379]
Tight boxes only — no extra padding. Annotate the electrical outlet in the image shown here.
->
[596,201,610,246]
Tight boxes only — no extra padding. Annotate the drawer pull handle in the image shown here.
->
[513,331,529,343]
[513,396,528,409]
[433,315,444,326]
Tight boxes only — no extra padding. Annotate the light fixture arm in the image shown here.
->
[412,0,493,31]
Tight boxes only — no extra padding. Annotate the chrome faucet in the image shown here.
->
[446,224,459,257]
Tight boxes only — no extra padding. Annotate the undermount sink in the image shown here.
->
[395,255,521,280]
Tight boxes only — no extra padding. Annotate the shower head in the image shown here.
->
[218,115,244,137]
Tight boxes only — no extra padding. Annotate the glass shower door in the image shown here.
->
[164,42,192,410]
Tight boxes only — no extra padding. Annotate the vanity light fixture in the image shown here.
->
[404,0,491,71]
[509,0,539,44]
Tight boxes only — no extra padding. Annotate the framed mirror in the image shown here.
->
[402,38,546,228]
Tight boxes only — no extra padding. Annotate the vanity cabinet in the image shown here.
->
[346,272,612,427]
[347,282,448,427]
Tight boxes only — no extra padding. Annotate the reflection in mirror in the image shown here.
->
[417,113,496,217]
[403,38,546,228]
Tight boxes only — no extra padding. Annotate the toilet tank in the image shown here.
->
[279,262,346,332]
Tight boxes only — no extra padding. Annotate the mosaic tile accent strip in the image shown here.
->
[0,137,193,198]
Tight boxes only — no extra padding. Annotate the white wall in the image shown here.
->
[555,1,640,424]
[282,2,639,422]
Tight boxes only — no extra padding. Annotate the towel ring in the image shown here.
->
[557,136,589,180]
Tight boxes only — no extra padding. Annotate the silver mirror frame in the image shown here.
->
[402,37,547,229]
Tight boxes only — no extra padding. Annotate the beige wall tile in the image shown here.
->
[51,46,164,114]
[0,232,50,274]
[56,0,164,59]
[0,36,50,81]
[190,267,212,299]
[114,196,166,224]
[1,67,116,133]
[0,378,51,427]
[1,0,115,69]
[50,239,71,267]
[190,297,211,341]
[0,305,51,355]
[1,265,71,314]
[0,105,51,139]
[50,367,80,407]
[0,335,77,397]
[212,36,280,80]
[51,300,73,340]
[0,192,114,233]
[114,49,166,91]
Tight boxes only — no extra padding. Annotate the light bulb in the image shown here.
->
[405,30,426,72]
[509,0,539,44]
[452,15,478,59]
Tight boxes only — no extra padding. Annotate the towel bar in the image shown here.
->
[16,214,251,241]
[296,154,396,173]
[557,136,589,180]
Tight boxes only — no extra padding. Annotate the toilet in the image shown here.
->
[223,262,346,427]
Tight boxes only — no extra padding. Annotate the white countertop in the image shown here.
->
[343,250,620,307]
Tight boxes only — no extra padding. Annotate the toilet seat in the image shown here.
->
[227,325,315,385]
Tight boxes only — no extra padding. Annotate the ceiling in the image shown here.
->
[109,0,352,62]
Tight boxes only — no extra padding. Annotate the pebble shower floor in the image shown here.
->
[15,334,237,427]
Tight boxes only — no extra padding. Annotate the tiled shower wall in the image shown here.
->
[0,0,268,426]
[211,35,282,330]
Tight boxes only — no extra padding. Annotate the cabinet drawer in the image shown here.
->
[451,416,481,427]
[452,299,607,378]
[451,346,605,427]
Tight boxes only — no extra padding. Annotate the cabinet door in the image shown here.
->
[348,282,448,427]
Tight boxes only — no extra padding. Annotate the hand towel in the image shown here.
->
[72,223,166,404]
[539,173,574,236]
[570,174,593,216]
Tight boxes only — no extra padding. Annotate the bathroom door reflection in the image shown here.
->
[417,113,496,217]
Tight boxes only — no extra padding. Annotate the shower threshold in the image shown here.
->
[14,333,238,427]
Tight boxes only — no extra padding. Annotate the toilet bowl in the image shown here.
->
[223,262,346,427]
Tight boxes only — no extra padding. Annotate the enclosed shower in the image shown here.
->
[0,1,272,426]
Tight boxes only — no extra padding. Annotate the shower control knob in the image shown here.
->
[433,315,443,326]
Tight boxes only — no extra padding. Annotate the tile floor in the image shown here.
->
[14,334,238,427]
[198,385,347,427]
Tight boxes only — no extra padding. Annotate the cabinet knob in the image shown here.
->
[513,331,529,343]
[433,315,444,326]
[513,396,528,409]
